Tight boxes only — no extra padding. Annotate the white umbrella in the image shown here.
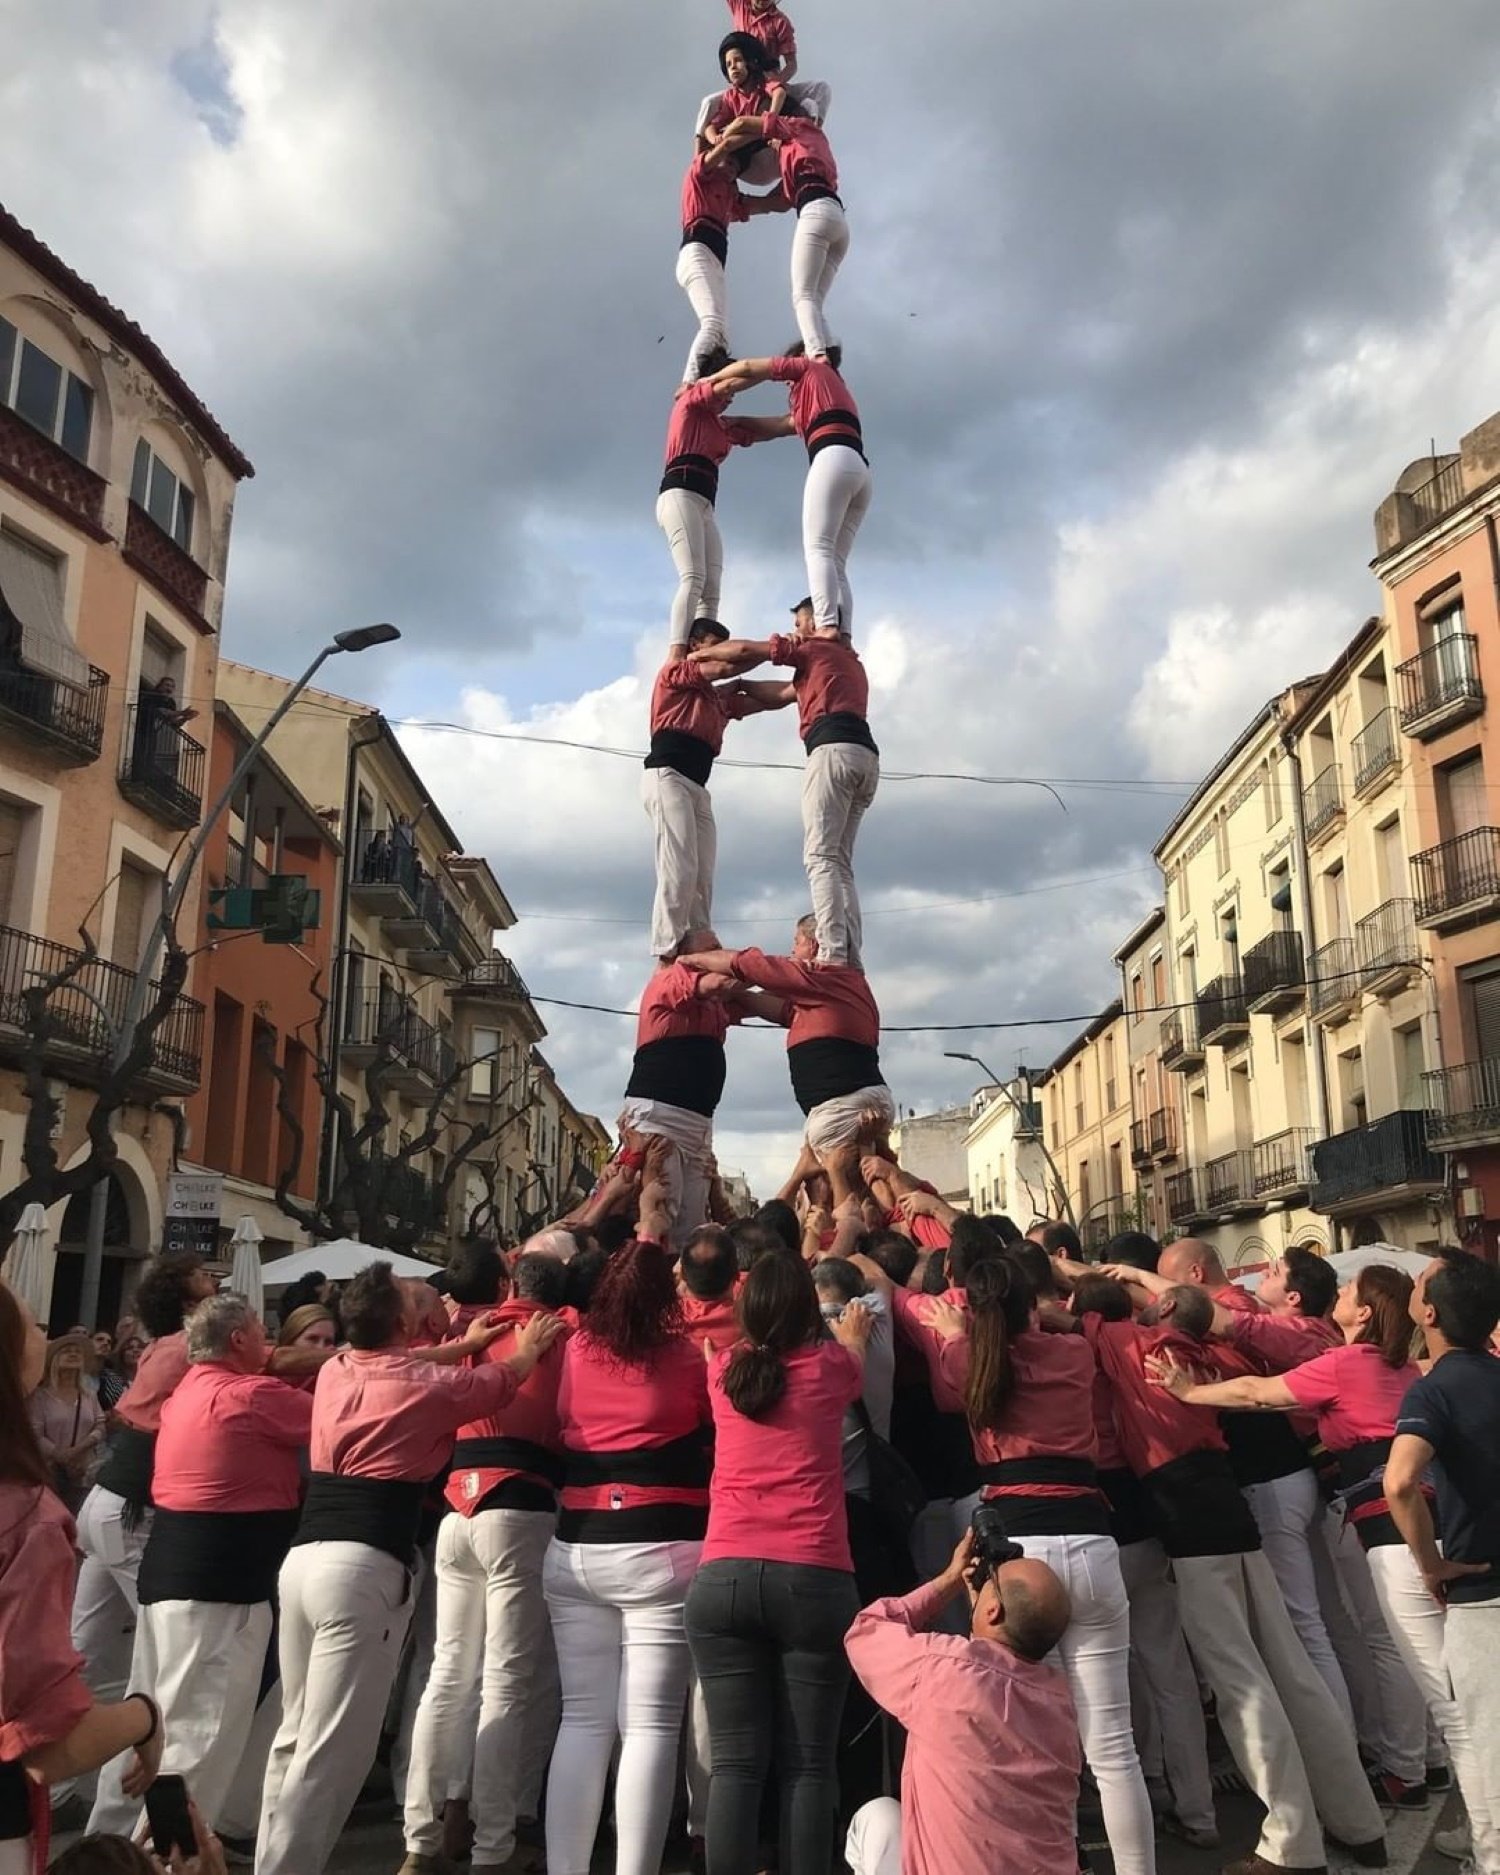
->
[5,1202,50,1320]
[1328,1243,1432,1285]
[227,1216,265,1317]
[258,1239,441,1286]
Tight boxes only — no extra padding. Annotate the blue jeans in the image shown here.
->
[685,1558,860,1875]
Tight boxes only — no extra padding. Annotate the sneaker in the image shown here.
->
[1434,1827,1473,1862]
[1427,1765,1453,1793]
[1220,1858,1327,1875]
[1369,1771,1428,1811]
[397,1858,458,1875]
[1165,1819,1221,1850]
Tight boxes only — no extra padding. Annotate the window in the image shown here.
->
[1130,971,1144,1022]
[1440,753,1487,843]
[130,439,195,553]
[470,1027,503,1100]
[1103,1037,1117,1112]
[1396,1025,1427,1109]
[0,800,29,927]
[1265,751,1282,829]
[113,860,156,968]
[1150,953,1165,1007]
[0,315,92,462]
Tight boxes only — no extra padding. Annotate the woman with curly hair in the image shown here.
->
[543,1198,713,1875]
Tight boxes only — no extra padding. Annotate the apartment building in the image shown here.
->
[962,1081,1053,1224]
[180,702,342,1258]
[1284,616,1447,1253]
[216,663,552,1251]
[891,1102,972,1210]
[1153,694,1333,1270]
[1373,410,1500,1255]
[1037,1003,1134,1249]
[1114,908,1181,1241]
[0,206,252,1325]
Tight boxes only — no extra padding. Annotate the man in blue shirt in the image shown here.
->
[1387,1248,1500,1875]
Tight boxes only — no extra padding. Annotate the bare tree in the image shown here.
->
[265,979,538,1254]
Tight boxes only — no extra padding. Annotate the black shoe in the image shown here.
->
[1328,1839,1388,1869]
[1427,1765,1453,1793]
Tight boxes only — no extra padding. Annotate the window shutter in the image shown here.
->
[0,800,25,927]
[0,529,88,690]
[1471,973,1500,1065]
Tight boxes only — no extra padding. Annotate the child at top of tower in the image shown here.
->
[696,14,830,189]
[724,0,798,93]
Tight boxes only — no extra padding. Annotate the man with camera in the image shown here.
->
[842,1511,1079,1875]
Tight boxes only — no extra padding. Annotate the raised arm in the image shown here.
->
[726,414,797,446]
[706,357,779,395]
[689,638,778,679]
[719,676,795,713]
[1146,1356,1297,1412]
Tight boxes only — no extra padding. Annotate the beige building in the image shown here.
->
[0,205,252,1325]
[962,1081,1053,1224]
[1114,907,1180,1241]
[1037,1004,1134,1250]
[891,1102,973,1210]
[1284,616,1449,1253]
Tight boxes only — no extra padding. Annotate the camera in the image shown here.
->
[967,1502,1024,1588]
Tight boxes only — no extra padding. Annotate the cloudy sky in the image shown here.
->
[8,1,1500,1193]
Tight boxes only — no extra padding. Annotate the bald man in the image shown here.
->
[843,1529,1079,1875]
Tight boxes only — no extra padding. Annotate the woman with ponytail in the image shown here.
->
[686,1252,870,1875]
[1,1285,163,1875]
[544,1217,713,1875]
[927,1252,1158,1875]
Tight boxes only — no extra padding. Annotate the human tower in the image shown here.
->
[620,0,895,1251]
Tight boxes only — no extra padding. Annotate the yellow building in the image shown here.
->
[0,204,252,1325]
[1114,908,1180,1242]
[1037,1002,1135,1251]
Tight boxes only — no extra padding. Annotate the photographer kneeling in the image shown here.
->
[843,1508,1079,1875]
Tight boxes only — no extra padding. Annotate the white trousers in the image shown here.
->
[802,740,879,967]
[256,1541,415,1875]
[543,1538,701,1875]
[805,1084,896,1159]
[1174,1550,1384,1868]
[802,444,872,637]
[1118,1537,1216,1836]
[404,1508,558,1866]
[72,1487,148,1704]
[89,1598,273,1837]
[1367,1543,1500,1875]
[0,1840,30,1875]
[677,242,728,384]
[1314,1509,1427,1784]
[845,1795,902,1875]
[790,197,849,358]
[641,766,717,961]
[217,1685,281,1840]
[656,488,723,648]
[618,1097,715,1253]
[1016,1534,1155,1875]
[1445,1601,1500,1875]
[1243,1469,1356,1729]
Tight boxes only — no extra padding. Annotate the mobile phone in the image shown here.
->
[145,1774,195,1861]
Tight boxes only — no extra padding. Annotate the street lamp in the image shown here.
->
[943,1048,1077,1228]
[78,624,402,1327]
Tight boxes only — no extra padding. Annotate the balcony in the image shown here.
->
[1310,1109,1444,1215]
[1012,1098,1043,1140]
[1131,1120,1151,1169]
[1204,1147,1257,1212]
[1165,1168,1203,1225]
[1412,828,1500,930]
[1083,1205,1132,1255]
[1396,635,1483,741]
[1352,707,1399,798]
[1302,764,1345,844]
[118,703,206,829]
[1409,457,1467,532]
[1148,1106,1177,1159]
[0,662,108,765]
[373,1160,448,1237]
[342,989,442,1094]
[1354,898,1420,998]
[1309,935,1358,1023]
[1252,1128,1315,1200]
[123,501,210,630]
[349,836,421,919]
[0,923,203,1091]
[1160,1009,1204,1074]
[1424,1059,1500,1152]
[0,401,107,537]
[1197,975,1249,1047]
[386,874,474,979]
[1242,931,1305,1017]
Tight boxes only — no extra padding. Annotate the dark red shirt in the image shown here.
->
[649,660,755,757]
[636,962,739,1050]
[730,950,879,1049]
[767,633,869,738]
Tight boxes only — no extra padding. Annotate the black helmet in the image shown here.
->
[719,30,771,79]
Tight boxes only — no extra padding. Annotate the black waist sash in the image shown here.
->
[788,1037,885,1114]
[1223,1410,1313,1487]
[139,1507,300,1606]
[95,1424,157,1512]
[563,1429,710,1492]
[977,1455,1111,1538]
[659,452,720,504]
[1336,1436,1392,1491]
[1100,1466,1157,1548]
[804,711,879,756]
[805,406,867,465]
[681,220,730,266]
[292,1474,427,1567]
[1335,1435,1410,1549]
[1144,1449,1262,1560]
[795,181,842,213]
[625,1035,728,1120]
[645,727,716,788]
[452,1436,566,1489]
[0,1761,27,1843]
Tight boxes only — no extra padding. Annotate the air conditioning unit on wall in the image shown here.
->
[1459,1187,1486,1220]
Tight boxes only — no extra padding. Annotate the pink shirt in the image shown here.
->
[636,960,740,1048]
[727,0,797,69]
[845,1581,1081,1875]
[663,381,737,471]
[557,1332,711,1516]
[0,1482,92,1761]
[767,358,862,455]
[115,1330,191,1433]
[936,1330,1100,1469]
[679,1291,741,1353]
[650,660,756,754]
[731,949,880,1049]
[1227,1309,1341,1374]
[763,113,837,199]
[703,1340,862,1570]
[681,153,753,233]
[27,1385,103,1460]
[154,1363,313,1513]
[1282,1343,1421,1452]
[447,1299,570,1515]
[309,1347,519,1481]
